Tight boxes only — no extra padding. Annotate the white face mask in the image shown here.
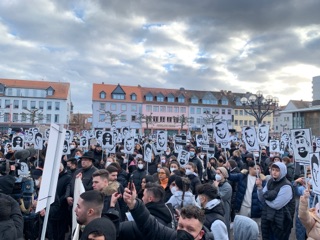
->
[106,162,112,167]
[171,186,177,195]
[157,168,160,172]
[185,169,193,175]
[35,179,40,187]
[70,145,76,150]
[170,167,177,172]
[166,151,170,155]
[138,164,144,169]
[215,174,222,181]
[200,154,204,159]
[123,158,128,163]
[161,159,166,163]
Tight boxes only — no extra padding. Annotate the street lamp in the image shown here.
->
[240,91,279,124]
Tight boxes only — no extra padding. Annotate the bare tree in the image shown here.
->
[99,110,125,126]
[202,112,220,125]
[21,108,44,125]
[174,114,191,131]
[135,113,153,134]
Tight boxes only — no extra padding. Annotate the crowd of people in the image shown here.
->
[0,128,319,240]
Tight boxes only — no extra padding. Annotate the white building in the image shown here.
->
[0,78,71,131]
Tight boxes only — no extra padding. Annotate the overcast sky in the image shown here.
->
[0,0,319,113]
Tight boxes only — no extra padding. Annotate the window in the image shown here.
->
[31,101,36,109]
[221,99,228,105]
[99,114,105,121]
[157,95,164,102]
[112,94,125,100]
[146,105,152,112]
[196,108,201,114]
[13,113,18,122]
[227,109,231,115]
[239,120,243,126]
[249,120,252,126]
[202,99,218,104]
[111,103,116,111]
[191,97,198,104]
[167,117,172,123]
[16,89,21,96]
[54,114,59,123]
[203,108,210,114]
[239,110,243,115]
[100,91,106,99]
[100,103,105,110]
[178,96,185,103]
[121,104,127,111]
[213,108,219,114]
[190,107,195,114]
[7,88,12,96]
[22,100,27,110]
[160,106,166,112]
[47,88,54,96]
[39,101,44,110]
[189,117,194,124]
[38,114,44,123]
[173,117,179,123]
[131,94,137,101]
[180,107,186,113]
[131,115,136,121]
[167,106,173,112]
[120,115,126,122]
[174,107,179,113]
[235,120,238,125]
[146,94,153,101]
[21,113,26,122]
[160,116,165,122]
[244,120,248,125]
[13,100,19,109]
[235,110,238,115]
[254,121,257,126]
[221,109,226,114]
[47,101,52,110]
[4,113,9,122]
[196,118,201,124]
[153,116,159,122]
[153,106,159,112]
[131,105,137,111]
[55,102,60,110]
[167,95,174,102]
[5,100,10,108]
[46,114,51,123]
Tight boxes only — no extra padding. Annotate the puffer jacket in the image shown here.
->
[299,195,320,239]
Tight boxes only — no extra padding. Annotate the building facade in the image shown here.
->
[0,78,71,132]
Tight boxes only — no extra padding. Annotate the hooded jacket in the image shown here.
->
[258,162,295,239]
[80,217,116,240]
[233,215,259,240]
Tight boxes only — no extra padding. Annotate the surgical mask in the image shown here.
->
[170,167,177,172]
[120,150,124,153]
[70,145,76,150]
[185,169,193,175]
[138,164,144,169]
[200,154,204,159]
[75,155,80,159]
[166,151,170,155]
[157,168,160,172]
[177,230,196,240]
[171,186,177,195]
[215,174,222,181]
[189,152,195,158]
[106,162,112,167]
[161,159,166,163]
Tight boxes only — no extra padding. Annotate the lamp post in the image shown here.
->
[240,91,279,124]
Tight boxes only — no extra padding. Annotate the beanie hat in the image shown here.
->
[217,167,229,178]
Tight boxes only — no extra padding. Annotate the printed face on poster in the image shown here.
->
[258,124,269,146]
[269,140,280,153]
[291,129,312,164]
[124,136,134,154]
[144,143,152,163]
[156,130,167,151]
[178,149,189,167]
[310,152,320,194]
[242,126,259,152]
[214,121,229,144]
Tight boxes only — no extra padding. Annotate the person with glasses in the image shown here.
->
[158,167,170,189]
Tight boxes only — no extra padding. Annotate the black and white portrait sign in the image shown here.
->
[214,121,229,144]
[144,143,152,163]
[258,124,269,146]
[79,136,88,148]
[26,130,35,144]
[201,124,209,144]
[291,129,312,164]
[242,126,259,152]
[269,140,280,153]
[196,134,204,147]
[44,128,51,140]
[65,130,74,143]
[178,149,190,167]
[124,136,134,154]
[174,135,187,153]
[156,130,167,151]
[12,135,24,150]
[62,140,70,155]
[34,132,43,150]
[310,153,320,194]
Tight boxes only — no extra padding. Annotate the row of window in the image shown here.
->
[1,87,54,98]
[146,105,187,113]
[190,107,231,115]
[1,113,60,123]
[99,103,138,112]
[99,92,137,101]
[234,120,271,126]
[1,99,61,111]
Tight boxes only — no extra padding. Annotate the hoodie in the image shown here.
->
[166,191,198,209]
[233,215,259,240]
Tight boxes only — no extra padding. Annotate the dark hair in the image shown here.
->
[186,162,198,173]
[196,183,218,200]
[79,190,104,214]
[110,162,121,172]
[67,157,78,165]
[145,182,165,202]
[248,161,261,168]
[180,205,205,224]
[92,169,109,179]
[106,165,118,174]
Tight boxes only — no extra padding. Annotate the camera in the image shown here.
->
[0,158,21,175]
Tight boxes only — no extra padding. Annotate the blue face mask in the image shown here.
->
[189,152,195,158]
[75,155,80,159]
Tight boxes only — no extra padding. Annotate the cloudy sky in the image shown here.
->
[0,0,319,112]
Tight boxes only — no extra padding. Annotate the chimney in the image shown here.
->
[312,76,320,106]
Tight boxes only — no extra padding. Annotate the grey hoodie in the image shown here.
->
[166,190,199,209]
[233,215,259,240]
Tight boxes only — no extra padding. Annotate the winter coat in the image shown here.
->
[299,195,320,239]
[131,168,147,193]
[233,215,259,240]
[188,156,203,180]
[187,173,201,195]
[0,219,17,240]
[228,171,265,218]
